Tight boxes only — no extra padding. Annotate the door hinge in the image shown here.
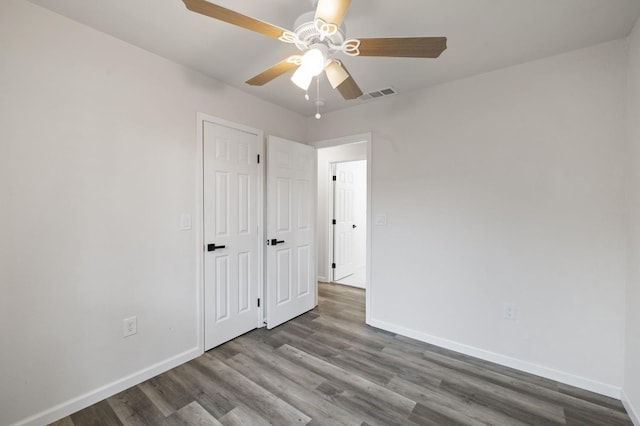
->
[332,263,336,269]
[257,154,260,164]
[332,175,337,181]
[257,298,261,308]
[332,219,336,225]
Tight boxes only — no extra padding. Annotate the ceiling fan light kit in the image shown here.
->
[182,0,447,116]
[291,44,329,90]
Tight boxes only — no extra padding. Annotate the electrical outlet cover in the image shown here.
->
[503,303,516,320]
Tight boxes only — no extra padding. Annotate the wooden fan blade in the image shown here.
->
[246,57,300,86]
[334,64,362,100]
[315,0,351,27]
[183,0,288,39]
[358,37,447,58]
[325,61,349,89]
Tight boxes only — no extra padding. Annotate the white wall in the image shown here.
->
[0,1,305,425]
[624,15,640,425]
[309,39,629,396]
[316,143,367,281]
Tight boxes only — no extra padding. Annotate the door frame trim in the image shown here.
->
[196,113,265,353]
[310,132,372,324]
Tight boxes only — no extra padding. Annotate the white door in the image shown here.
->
[266,136,316,329]
[203,119,262,351]
[333,162,357,281]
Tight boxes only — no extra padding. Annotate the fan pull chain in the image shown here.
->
[315,77,322,120]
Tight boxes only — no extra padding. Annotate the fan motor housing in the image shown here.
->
[293,11,346,47]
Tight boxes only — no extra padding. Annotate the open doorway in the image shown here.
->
[314,134,371,317]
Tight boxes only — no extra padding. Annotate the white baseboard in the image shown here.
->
[12,347,202,426]
[317,275,328,283]
[332,281,365,289]
[623,389,640,426]
[367,318,621,399]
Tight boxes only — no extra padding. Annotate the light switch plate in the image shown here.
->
[123,316,137,337]
[180,214,192,230]
[374,214,387,226]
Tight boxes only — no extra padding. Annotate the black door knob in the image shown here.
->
[270,239,285,245]
[352,224,357,229]
[207,244,226,252]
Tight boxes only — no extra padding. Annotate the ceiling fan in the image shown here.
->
[182,0,447,102]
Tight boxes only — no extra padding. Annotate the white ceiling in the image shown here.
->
[27,0,640,116]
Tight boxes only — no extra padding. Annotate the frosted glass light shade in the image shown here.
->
[291,66,313,90]
[291,46,328,91]
[301,48,325,77]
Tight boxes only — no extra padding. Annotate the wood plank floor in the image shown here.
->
[52,283,633,426]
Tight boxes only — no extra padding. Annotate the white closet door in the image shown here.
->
[265,136,316,329]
